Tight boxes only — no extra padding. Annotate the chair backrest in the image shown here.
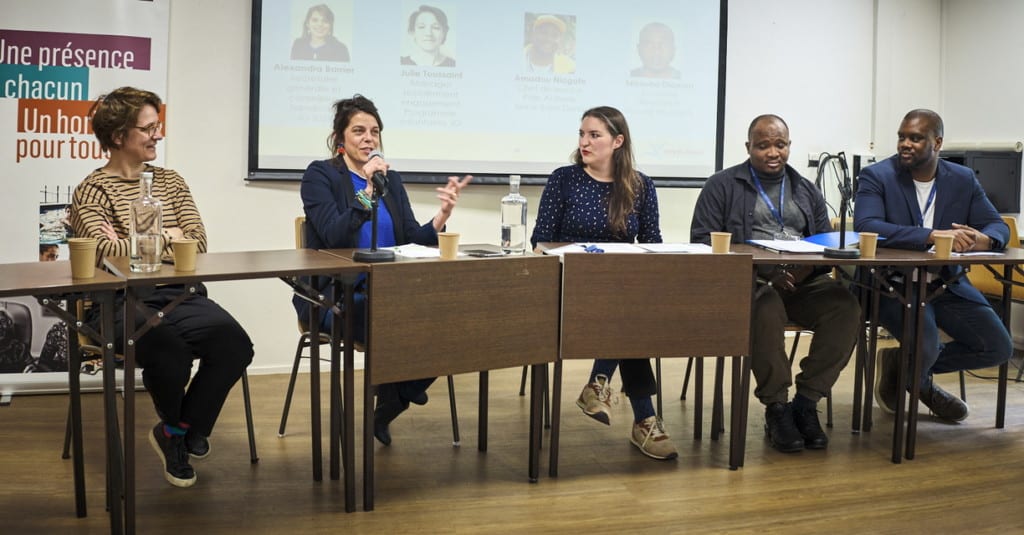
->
[1003,216,1020,248]
[966,215,1023,300]
[294,215,315,334]
[294,216,306,250]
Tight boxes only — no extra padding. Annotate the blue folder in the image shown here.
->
[803,231,884,248]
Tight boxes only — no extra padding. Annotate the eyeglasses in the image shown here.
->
[133,121,163,137]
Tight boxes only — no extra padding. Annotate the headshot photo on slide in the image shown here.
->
[631,21,681,79]
[290,2,351,62]
[523,13,576,75]
[400,3,456,67]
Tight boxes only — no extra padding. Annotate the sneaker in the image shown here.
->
[148,423,196,488]
[576,374,613,426]
[185,430,210,460]
[874,347,901,415]
[921,382,969,422]
[764,402,804,453]
[791,403,829,449]
[630,416,678,460]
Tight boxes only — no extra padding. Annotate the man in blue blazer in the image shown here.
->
[854,108,1013,422]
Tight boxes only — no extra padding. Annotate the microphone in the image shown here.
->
[353,149,396,263]
[367,150,389,198]
[823,152,860,259]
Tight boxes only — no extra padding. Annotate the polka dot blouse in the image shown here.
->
[530,164,661,247]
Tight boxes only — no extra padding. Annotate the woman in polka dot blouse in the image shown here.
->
[530,106,676,460]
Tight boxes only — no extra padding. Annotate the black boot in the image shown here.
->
[791,402,829,449]
[373,384,408,446]
[764,402,804,453]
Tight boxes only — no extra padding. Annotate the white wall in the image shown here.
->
[725,0,875,218]
[939,0,1024,344]
[873,0,943,154]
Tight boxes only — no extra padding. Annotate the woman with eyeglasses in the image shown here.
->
[70,86,254,488]
[530,106,676,461]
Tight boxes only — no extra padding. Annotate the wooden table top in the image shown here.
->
[103,249,367,285]
[0,260,124,297]
[733,243,1024,266]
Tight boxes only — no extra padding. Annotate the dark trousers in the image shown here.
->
[99,285,253,436]
[317,291,436,403]
[752,274,861,405]
[877,284,1012,390]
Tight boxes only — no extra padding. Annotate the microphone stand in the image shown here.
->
[353,188,395,263]
[823,152,860,259]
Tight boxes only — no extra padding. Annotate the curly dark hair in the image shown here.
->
[328,94,383,154]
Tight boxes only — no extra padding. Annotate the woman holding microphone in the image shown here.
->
[295,94,471,445]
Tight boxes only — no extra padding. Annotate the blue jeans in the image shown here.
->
[877,284,1012,390]
[589,359,656,422]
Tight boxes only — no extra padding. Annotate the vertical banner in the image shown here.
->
[0,0,168,387]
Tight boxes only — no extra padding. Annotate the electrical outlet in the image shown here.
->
[808,153,820,167]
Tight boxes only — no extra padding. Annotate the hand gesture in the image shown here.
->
[950,223,992,251]
[437,175,474,215]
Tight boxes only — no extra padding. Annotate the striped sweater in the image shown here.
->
[70,165,208,262]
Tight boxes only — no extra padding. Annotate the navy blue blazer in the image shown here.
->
[854,154,1008,304]
[293,157,439,326]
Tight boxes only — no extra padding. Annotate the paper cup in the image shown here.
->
[859,232,878,258]
[710,232,732,254]
[172,238,199,271]
[67,237,98,279]
[438,232,460,260]
[933,235,954,259]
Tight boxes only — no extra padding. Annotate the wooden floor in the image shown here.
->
[2,348,1024,534]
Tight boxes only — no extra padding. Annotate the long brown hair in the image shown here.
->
[572,106,641,238]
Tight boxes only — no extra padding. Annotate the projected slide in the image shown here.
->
[251,0,721,180]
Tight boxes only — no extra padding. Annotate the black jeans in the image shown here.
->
[94,285,253,436]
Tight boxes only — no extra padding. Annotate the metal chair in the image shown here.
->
[964,215,1023,386]
[279,217,461,445]
[677,324,833,436]
[63,302,259,464]
[518,364,550,429]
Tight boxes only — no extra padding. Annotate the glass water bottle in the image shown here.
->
[129,171,164,272]
[500,174,527,254]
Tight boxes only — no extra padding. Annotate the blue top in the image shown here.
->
[294,158,438,327]
[530,164,662,247]
[349,171,395,249]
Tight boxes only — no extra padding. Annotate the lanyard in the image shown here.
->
[750,165,785,230]
[919,183,936,227]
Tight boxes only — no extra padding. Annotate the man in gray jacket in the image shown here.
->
[691,114,860,453]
